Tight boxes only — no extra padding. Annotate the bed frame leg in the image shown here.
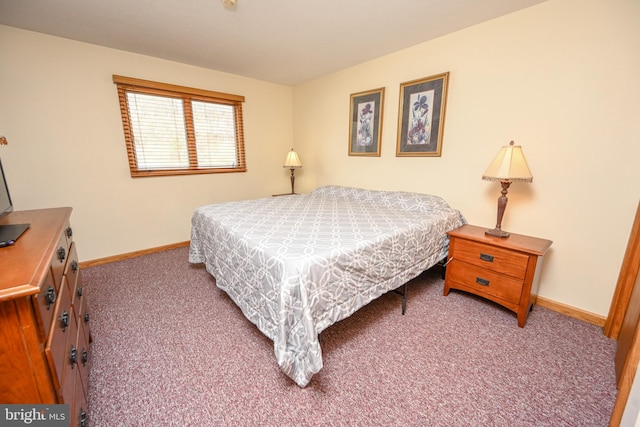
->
[437,257,447,279]
[393,283,408,315]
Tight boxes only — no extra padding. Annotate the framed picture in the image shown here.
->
[396,72,449,157]
[348,87,385,156]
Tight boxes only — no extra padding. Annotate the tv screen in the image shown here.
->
[0,157,30,246]
[0,156,13,218]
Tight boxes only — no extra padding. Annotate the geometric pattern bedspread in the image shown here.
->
[189,185,465,386]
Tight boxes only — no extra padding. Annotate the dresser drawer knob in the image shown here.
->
[479,253,494,262]
[66,226,73,239]
[71,260,79,272]
[45,286,57,309]
[83,311,90,324]
[69,345,77,367]
[76,286,83,298]
[79,409,87,427]
[476,277,490,286]
[82,348,89,366]
[60,310,69,330]
[57,246,66,262]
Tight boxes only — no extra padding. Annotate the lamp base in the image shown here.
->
[485,228,510,238]
[289,168,296,194]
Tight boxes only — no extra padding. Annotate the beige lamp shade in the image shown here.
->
[284,149,302,168]
[482,141,533,183]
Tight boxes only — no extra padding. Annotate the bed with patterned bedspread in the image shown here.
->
[189,185,465,386]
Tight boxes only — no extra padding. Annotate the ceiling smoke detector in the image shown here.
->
[221,0,237,10]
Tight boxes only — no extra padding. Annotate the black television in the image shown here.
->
[0,157,29,246]
[0,156,14,218]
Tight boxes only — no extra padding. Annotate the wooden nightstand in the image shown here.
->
[443,224,552,327]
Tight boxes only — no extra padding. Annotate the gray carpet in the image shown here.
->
[83,246,617,426]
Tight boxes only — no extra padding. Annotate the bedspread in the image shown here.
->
[189,185,465,386]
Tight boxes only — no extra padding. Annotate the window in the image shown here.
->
[113,75,246,177]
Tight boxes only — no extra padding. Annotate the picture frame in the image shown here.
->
[348,87,385,156]
[396,72,449,157]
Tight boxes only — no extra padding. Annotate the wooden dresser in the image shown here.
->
[443,224,552,327]
[0,208,90,426]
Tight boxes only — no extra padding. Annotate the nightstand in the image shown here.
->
[443,224,552,327]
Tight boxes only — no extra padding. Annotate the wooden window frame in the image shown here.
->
[113,75,247,177]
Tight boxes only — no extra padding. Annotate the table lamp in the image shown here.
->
[482,141,533,237]
[283,149,302,194]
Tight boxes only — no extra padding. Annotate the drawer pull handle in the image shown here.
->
[84,312,90,324]
[77,286,83,298]
[480,253,494,262]
[57,246,66,262]
[45,286,57,309]
[476,277,490,286]
[79,409,87,427]
[66,226,73,239]
[69,345,77,367]
[60,310,69,330]
[82,348,89,365]
[71,260,79,272]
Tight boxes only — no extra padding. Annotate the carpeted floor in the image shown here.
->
[83,246,618,426]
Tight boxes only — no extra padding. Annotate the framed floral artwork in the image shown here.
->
[396,72,449,157]
[348,87,385,156]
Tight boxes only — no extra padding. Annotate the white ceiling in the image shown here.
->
[0,0,546,86]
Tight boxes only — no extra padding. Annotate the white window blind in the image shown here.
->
[127,93,189,169]
[192,100,238,168]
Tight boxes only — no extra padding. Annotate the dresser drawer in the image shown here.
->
[59,312,79,402]
[72,384,89,427]
[76,319,90,394]
[64,243,80,296]
[59,339,78,411]
[45,280,75,391]
[451,238,529,280]
[64,318,90,427]
[50,232,70,291]
[74,289,91,346]
[448,261,523,305]
[62,222,73,253]
[60,307,87,403]
[33,269,59,342]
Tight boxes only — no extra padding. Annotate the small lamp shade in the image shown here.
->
[482,141,533,183]
[284,149,302,168]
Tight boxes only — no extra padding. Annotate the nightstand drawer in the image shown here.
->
[448,261,523,305]
[451,238,529,280]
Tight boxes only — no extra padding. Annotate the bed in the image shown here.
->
[189,185,465,386]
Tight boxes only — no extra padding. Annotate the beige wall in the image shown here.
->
[0,25,295,261]
[292,0,640,316]
[1,0,638,317]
